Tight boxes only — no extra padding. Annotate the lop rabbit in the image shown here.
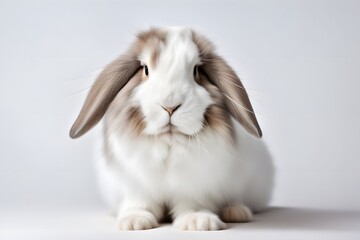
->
[70,27,274,231]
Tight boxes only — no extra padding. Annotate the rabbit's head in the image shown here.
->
[69,27,262,139]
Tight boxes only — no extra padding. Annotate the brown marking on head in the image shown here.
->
[137,28,167,69]
[136,28,166,43]
[192,31,263,138]
[150,46,161,69]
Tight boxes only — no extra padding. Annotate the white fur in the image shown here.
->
[96,27,274,230]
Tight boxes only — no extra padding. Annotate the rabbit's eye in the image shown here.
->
[144,65,149,76]
[193,66,198,76]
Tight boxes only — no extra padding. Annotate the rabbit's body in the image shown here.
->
[98,118,273,217]
[70,27,274,230]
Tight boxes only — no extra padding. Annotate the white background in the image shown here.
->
[1,0,360,226]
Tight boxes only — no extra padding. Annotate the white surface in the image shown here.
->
[1,0,360,238]
[1,207,360,240]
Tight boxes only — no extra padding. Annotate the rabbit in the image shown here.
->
[69,27,274,231]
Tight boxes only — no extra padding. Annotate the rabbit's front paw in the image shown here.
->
[117,210,159,230]
[174,211,226,231]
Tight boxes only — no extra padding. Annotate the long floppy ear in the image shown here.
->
[69,50,141,139]
[201,54,262,138]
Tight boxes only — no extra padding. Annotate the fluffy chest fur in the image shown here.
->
[105,128,239,204]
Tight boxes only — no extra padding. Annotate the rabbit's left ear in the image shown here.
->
[69,50,141,139]
[201,54,262,138]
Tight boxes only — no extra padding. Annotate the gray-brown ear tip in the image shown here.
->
[250,127,262,138]
[256,128,263,138]
[69,126,80,139]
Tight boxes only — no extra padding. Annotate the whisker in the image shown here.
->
[63,68,103,82]
[66,86,92,97]
[194,130,209,154]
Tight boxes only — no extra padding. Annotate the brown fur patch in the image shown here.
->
[136,28,166,43]
[192,31,214,58]
[127,107,146,136]
[137,28,167,69]
[150,45,161,68]
[198,72,234,141]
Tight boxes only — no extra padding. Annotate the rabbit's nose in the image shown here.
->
[161,104,181,116]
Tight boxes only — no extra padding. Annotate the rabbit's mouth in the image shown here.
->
[158,123,180,136]
[157,123,203,138]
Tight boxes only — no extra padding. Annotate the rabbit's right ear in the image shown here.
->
[69,50,141,139]
[193,31,262,138]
